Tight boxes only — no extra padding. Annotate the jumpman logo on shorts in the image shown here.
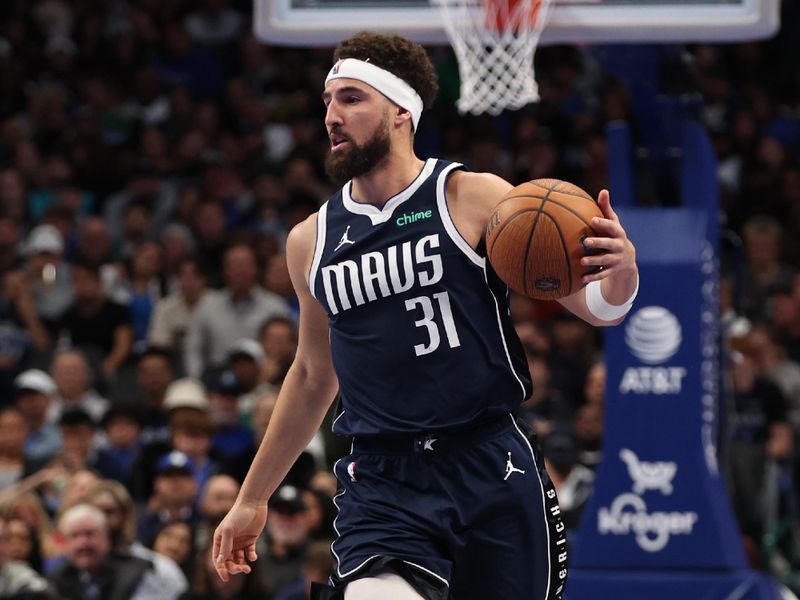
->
[504,452,526,480]
[334,225,355,251]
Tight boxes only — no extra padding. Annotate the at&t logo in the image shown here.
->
[619,306,687,395]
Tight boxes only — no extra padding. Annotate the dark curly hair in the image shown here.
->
[333,32,439,110]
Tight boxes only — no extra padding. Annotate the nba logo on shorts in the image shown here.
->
[347,461,357,482]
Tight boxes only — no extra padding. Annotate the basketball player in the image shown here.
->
[213,32,638,600]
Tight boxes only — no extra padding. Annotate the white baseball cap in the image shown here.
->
[14,369,57,396]
[162,378,209,412]
[24,225,64,256]
[227,338,266,366]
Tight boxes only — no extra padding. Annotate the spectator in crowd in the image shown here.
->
[132,377,208,502]
[0,514,52,598]
[274,540,335,600]
[84,479,189,600]
[207,370,254,464]
[169,406,221,497]
[766,272,800,363]
[0,270,51,397]
[59,470,102,515]
[548,311,599,410]
[582,360,606,407]
[741,323,800,428]
[263,253,298,318]
[301,488,336,542]
[740,215,796,320]
[728,347,793,550]
[56,259,133,381]
[52,409,98,473]
[147,257,208,354]
[74,217,115,268]
[183,537,270,600]
[132,347,175,440]
[196,474,240,551]
[540,427,595,535]
[137,451,200,545]
[185,0,245,51]
[257,316,298,386]
[574,400,604,470]
[49,503,154,600]
[159,224,196,289]
[1,492,59,568]
[258,484,311,596]
[14,370,60,464]
[117,241,165,347]
[308,470,339,501]
[184,244,291,379]
[21,223,73,322]
[95,404,144,489]
[199,474,240,526]
[224,338,271,420]
[0,407,31,490]
[48,349,109,425]
[241,390,319,489]
[521,346,569,437]
[152,520,194,579]
[190,200,228,286]
[5,516,44,574]
[103,160,178,247]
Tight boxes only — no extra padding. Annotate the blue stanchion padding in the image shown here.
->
[572,207,747,571]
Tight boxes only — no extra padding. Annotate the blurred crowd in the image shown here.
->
[0,0,799,598]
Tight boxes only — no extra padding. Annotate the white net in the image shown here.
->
[433,0,553,116]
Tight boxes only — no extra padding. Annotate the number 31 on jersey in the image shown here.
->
[404,291,461,356]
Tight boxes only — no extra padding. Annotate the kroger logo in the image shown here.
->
[625,306,682,365]
[598,449,697,552]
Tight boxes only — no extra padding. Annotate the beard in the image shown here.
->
[325,118,391,186]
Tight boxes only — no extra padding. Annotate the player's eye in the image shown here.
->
[345,96,361,104]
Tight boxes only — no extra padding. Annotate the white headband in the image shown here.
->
[325,58,423,131]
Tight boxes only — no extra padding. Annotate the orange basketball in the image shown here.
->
[485,178,603,300]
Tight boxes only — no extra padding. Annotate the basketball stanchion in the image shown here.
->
[432,0,553,115]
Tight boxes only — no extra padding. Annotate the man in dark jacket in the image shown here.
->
[48,504,152,600]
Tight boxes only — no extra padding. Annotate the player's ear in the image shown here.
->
[394,106,412,129]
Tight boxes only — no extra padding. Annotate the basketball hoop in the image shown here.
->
[433,0,553,116]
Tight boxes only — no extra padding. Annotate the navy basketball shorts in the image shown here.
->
[329,414,567,600]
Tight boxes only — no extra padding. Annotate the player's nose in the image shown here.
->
[325,101,343,130]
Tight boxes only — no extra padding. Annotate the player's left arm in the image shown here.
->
[558,189,638,327]
[447,170,513,248]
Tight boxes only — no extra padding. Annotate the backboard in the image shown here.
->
[254,0,780,46]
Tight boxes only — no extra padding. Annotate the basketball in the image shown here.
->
[485,178,603,300]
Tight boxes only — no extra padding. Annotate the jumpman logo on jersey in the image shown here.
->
[423,436,438,451]
[334,225,355,251]
[504,452,526,480]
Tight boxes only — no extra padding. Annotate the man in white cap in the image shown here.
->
[14,369,61,463]
[22,223,73,321]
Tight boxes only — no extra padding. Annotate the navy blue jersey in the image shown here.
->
[309,159,531,436]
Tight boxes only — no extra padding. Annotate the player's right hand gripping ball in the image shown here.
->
[486,178,603,300]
